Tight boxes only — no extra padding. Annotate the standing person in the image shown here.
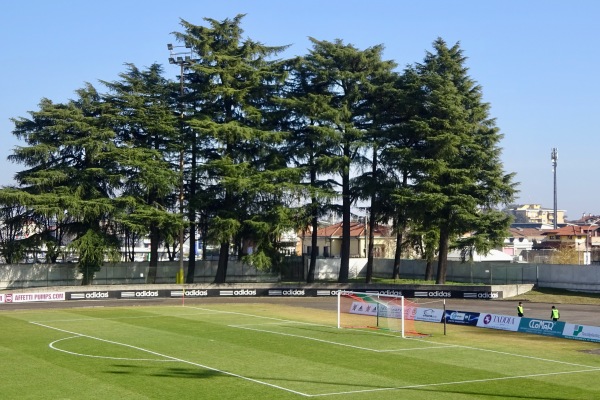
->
[551,305,560,321]
[517,302,524,317]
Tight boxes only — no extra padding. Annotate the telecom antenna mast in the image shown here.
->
[551,148,558,229]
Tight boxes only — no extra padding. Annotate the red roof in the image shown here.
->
[541,225,599,236]
[315,222,391,238]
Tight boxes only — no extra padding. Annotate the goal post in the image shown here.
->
[337,291,443,338]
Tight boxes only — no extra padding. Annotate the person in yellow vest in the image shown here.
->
[517,302,524,317]
[551,305,560,321]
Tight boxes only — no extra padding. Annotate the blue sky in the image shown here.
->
[2,1,598,220]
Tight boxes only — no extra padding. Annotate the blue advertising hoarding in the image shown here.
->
[444,309,480,326]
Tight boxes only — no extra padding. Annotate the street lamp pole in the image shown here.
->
[551,148,558,229]
[168,43,195,284]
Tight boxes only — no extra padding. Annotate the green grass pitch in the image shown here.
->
[2,301,600,399]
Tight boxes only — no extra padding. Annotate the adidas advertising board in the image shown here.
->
[170,289,209,298]
[69,292,112,300]
[120,290,160,299]
[268,289,306,296]
[415,290,452,298]
[463,292,500,299]
[6,286,503,303]
[219,289,257,296]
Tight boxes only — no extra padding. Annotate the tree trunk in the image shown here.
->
[214,241,230,283]
[146,224,159,283]
[424,259,434,280]
[186,222,196,283]
[365,145,377,284]
[392,230,402,280]
[436,225,450,284]
[306,216,318,283]
[338,160,351,283]
[365,215,375,284]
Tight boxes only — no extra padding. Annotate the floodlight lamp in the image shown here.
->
[177,57,183,63]
[167,43,174,50]
[168,58,176,64]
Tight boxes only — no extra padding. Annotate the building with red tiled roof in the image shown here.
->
[533,225,600,264]
[300,221,395,258]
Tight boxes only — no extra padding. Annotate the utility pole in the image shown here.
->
[551,148,558,229]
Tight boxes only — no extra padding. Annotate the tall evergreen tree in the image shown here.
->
[172,15,291,283]
[2,85,122,284]
[0,201,28,264]
[410,38,516,284]
[101,63,180,283]
[378,67,431,280]
[280,56,340,283]
[302,38,389,282]
[351,57,398,283]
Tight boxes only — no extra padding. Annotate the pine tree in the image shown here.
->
[409,38,517,284]
[352,57,398,283]
[172,15,290,283]
[101,63,180,283]
[3,85,122,284]
[301,38,390,283]
[280,56,341,283]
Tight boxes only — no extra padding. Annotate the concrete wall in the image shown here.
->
[311,258,600,292]
[0,260,277,290]
[2,257,600,292]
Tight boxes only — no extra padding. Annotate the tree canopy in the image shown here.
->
[0,18,516,285]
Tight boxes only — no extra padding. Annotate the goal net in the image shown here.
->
[337,291,442,338]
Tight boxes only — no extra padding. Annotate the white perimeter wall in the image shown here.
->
[1,258,600,292]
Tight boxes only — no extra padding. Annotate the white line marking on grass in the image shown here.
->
[229,321,311,327]
[229,324,456,353]
[188,305,449,343]
[231,325,382,352]
[186,306,329,328]
[305,368,600,397]
[31,321,311,397]
[376,345,457,352]
[31,311,218,324]
[49,336,178,362]
[409,337,600,369]
[197,305,454,353]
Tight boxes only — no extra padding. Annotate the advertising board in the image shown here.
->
[476,313,520,331]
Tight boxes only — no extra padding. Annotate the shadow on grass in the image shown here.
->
[104,364,582,399]
[105,365,223,379]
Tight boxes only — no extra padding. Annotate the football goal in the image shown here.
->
[336,291,445,338]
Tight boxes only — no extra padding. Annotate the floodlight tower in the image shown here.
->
[551,148,558,229]
[167,43,196,283]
